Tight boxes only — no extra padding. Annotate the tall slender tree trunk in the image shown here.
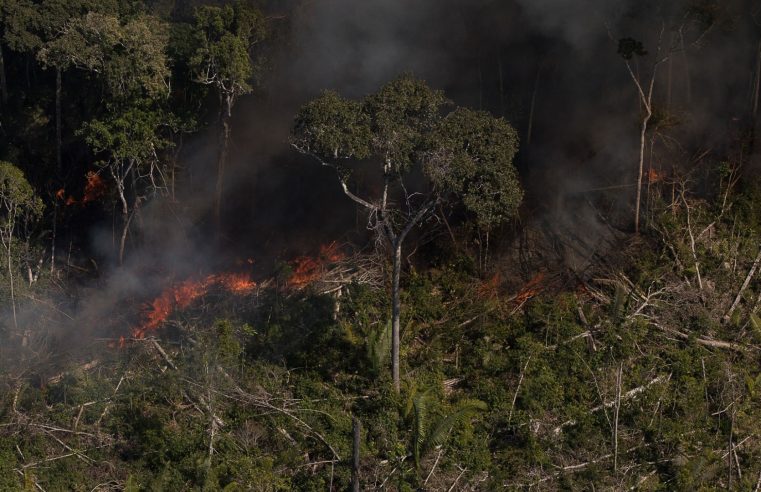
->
[215,95,233,237]
[113,162,132,266]
[5,210,19,344]
[0,45,7,106]
[351,417,361,492]
[635,110,652,234]
[753,40,761,153]
[497,55,504,116]
[391,241,402,393]
[50,202,56,275]
[55,68,62,175]
[526,67,540,147]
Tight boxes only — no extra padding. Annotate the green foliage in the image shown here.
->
[366,320,392,377]
[291,75,522,227]
[189,1,266,102]
[363,76,448,172]
[405,387,487,469]
[38,12,170,98]
[80,103,171,164]
[0,161,44,220]
[425,107,522,227]
[292,90,372,160]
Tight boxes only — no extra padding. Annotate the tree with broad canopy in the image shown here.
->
[290,76,522,392]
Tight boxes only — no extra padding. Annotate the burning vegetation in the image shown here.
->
[287,242,346,289]
[1,0,760,490]
[56,171,107,206]
[133,272,257,339]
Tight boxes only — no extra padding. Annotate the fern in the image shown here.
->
[610,282,631,325]
[411,390,435,467]
[423,399,488,455]
[366,320,392,376]
[406,388,487,468]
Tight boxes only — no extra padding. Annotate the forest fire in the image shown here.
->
[513,272,546,305]
[648,168,664,183]
[131,272,256,339]
[128,245,342,342]
[82,172,107,203]
[57,171,107,206]
[287,242,346,289]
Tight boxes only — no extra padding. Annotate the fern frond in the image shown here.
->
[412,389,435,467]
[421,399,487,460]
[366,320,392,375]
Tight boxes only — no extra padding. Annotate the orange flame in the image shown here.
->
[514,272,545,305]
[132,272,256,339]
[82,172,106,203]
[648,168,664,183]
[287,242,346,289]
[478,272,501,299]
[57,171,107,206]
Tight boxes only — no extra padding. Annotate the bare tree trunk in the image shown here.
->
[680,33,692,106]
[753,40,761,152]
[112,162,132,266]
[55,68,62,175]
[3,206,22,345]
[0,45,7,105]
[613,364,622,473]
[7,223,18,343]
[215,94,233,237]
[635,110,652,233]
[391,241,402,393]
[118,192,129,266]
[753,40,761,118]
[50,203,56,275]
[497,55,504,116]
[527,67,540,146]
[352,417,361,492]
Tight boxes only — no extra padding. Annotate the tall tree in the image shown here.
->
[0,161,42,346]
[611,5,717,233]
[189,1,266,235]
[0,0,41,104]
[41,11,172,264]
[291,76,522,392]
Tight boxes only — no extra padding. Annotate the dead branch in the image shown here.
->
[508,356,531,425]
[150,338,178,370]
[553,374,671,435]
[650,321,751,352]
[724,248,761,323]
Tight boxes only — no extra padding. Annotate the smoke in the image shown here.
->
[2,0,759,371]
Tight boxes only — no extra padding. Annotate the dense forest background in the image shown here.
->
[0,0,760,490]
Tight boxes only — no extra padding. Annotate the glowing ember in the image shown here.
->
[287,242,346,289]
[132,272,256,339]
[648,168,664,183]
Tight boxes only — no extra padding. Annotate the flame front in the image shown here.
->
[82,172,106,203]
[514,272,545,304]
[132,272,256,339]
[57,171,107,206]
[648,168,664,183]
[287,242,345,289]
